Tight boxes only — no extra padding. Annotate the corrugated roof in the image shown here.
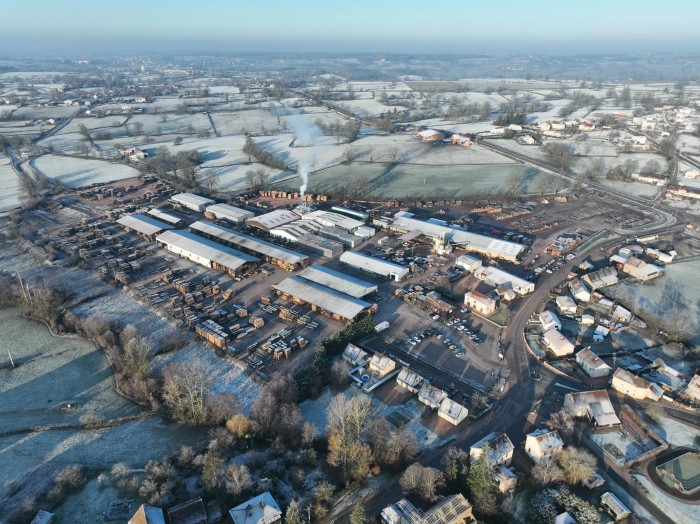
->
[171,192,214,207]
[245,209,300,230]
[147,208,182,225]
[339,251,409,278]
[474,266,533,292]
[117,214,172,236]
[190,221,307,265]
[156,230,258,271]
[298,265,377,298]
[205,203,254,221]
[274,275,370,320]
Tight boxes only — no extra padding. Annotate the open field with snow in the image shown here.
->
[0,153,21,213]
[32,155,140,187]
[598,178,660,197]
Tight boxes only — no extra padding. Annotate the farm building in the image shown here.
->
[438,397,469,425]
[245,209,300,232]
[128,504,165,524]
[117,214,172,240]
[368,353,396,377]
[190,220,308,270]
[611,368,664,401]
[470,432,515,466]
[542,329,575,357]
[147,208,184,227]
[204,203,254,223]
[229,492,282,524]
[342,343,368,366]
[381,495,474,524]
[564,390,620,427]
[568,278,591,302]
[622,257,664,281]
[391,212,526,262]
[417,129,445,142]
[524,429,564,464]
[396,367,423,393]
[575,348,612,378]
[539,310,561,331]
[473,266,534,295]
[339,251,409,281]
[273,275,373,323]
[156,230,259,276]
[297,265,377,299]
[464,290,497,315]
[171,192,214,212]
[456,254,483,272]
[418,382,448,409]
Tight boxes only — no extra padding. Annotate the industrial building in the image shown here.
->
[301,209,365,233]
[622,257,664,281]
[331,205,369,222]
[156,230,259,276]
[190,220,308,270]
[117,214,172,240]
[583,267,618,289]
[269,221,344,258]
[339,251,410,281]
[391,211,526,261]
[245,209,300,232]
[171,192,215,212]
[464,290,497,315]
[147,208,184,227]
[204,203,254,223]
[273,275,374,323]
[456,254,483,272]
[297,265,377,299]
[473,266,534,295]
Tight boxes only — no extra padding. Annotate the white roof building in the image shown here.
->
[342,343,369,367]
[568,278,591,302]
[470,432,515,467]
[205,203,254,223]
[301,210,365,232]
[622,257,664,281]
[542,329,575,357]
[438,397,469,426]
[396,367,424,393]
[340,251,409,281]
[601,492,631,521]
[611,368,663,401]
[583,267,618,289]
[229,492,282,524]
[392,212,526,262]
[564,390,620,427]
[368,353,396,377]
[171,192,215,212]
[555,296,577,314]
[684,374,700,405]
[575,348,612,378]
[539,310,562,331]
[418,382,448,409]
[298,265,377,299]
[156,230,259,275]
[245,209,301,232]
[117,214,172,238]
[473,266,534,295]
[525,429,564,463]
[456,254,483,272]
[147,208,183,226]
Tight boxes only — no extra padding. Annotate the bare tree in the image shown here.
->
[400,463,445,502]
[133,121,144,135]
[531,459,566,487]
[77,141,91,158]
[546,408,575,441]
[162,363,210,425]
[387,146,401,163]
[330,360,351,386]
[343,146,358,163]
[225,464,252,496]
[557,447,597,485]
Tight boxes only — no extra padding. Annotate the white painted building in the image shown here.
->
[525,429,564,464]
[539,310,562,332]
[438,397,469,426]
[464,290,497,315]
[474,266,534,295]
[575,348,612,378]
[171,192,215,212]
[542,329,575,357]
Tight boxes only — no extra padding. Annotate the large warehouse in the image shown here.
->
[204,203,255,223]
[156,230,259,275]
[339,251,410,281]
[473,266,534,295]
[171,193,215,212]
[298,265,378,299]
[273,275,374,323]
[391,211,525,261]
[269,221,344,258]
[245,209,300,232]
[147,208,184,227]
[117,214,172,240]
[190,220,308,270]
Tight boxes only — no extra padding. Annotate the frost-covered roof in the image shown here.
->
[298,265,377,298]
[339,251,409,278]
[156,230,258,271]
[274,275,370,320]
[117,213,172,236]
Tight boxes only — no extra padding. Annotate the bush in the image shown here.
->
[80,412,106,428]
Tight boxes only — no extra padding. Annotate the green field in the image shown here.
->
[282,162,565,199]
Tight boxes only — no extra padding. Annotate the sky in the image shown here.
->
[1,0,699,56]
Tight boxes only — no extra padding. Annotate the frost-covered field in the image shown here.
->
[212,108,283,135]
[597,178,659,197]
[32,154,140,187]
[0,153,21,213]
[58,115,128,134]
[678,133,700,156]
[11,104,78,120]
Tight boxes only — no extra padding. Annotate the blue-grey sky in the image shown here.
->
[2,0,699,55]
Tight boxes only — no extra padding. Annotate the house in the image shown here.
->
[470,432,515,466]
[555,296,577,315]
[611,305,632,323]
[600,492,631,521]
[418,382,448,409]
[129,505,165,524]
[575,348,612,378]
[683,374,700,405]
[438,397,469,425]
[543,329,575,357]
[583,267,618,289]
[622,257,664,281]
[593,325,610,342]
[494,465,518,493]
[580,313,595,326]
[611,368,663,401]
[368,353,396,377]
[524,429,564,463]
[229,492,282,524]
[464,290,497,315]
[630,173,667,186]
[564,390,620,427]
[539,310,562,332]
[342,343,368,367]
[381,494,475,524]
[167,498,207,524]
[568,278,591,302]
[451,134,472,147]
[396,367,423,393]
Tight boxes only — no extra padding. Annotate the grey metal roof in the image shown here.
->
[339,251,409,278]
[156,230,258,271]
[274,275,371,320]
[190,221,307,265]
[147,208,182,225]
[171,192,214,207]
[298,265,377,298]
[117,214,172,236]
[205,203,254,221]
